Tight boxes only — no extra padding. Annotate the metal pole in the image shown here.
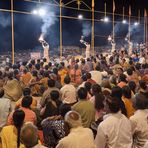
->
[60,0,63,59]
[11,0,15,64]
[91,0,95,56]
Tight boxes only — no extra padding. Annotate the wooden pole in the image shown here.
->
[112,0,115,41]
[60,0,63,59]
[91,0,95,56]
[11,0,15,64]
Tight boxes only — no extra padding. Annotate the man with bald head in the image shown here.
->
[56,111,96,148]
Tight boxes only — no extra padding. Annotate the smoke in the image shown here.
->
[113,22,128,37]
[126,21,144,42]
[41,6,58,37]
[0,13,10,28]
[82,22,91,37]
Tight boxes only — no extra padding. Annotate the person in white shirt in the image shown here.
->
[95,95,133,148]
[20,122,47,148]
[60,76,77,104]
[130,93,148,148]
[90,65,102,85]
[0,88,11,131]
[56,111,96,148]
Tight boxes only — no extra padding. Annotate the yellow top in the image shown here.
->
[0,125,25,148]
[122,97,135,118]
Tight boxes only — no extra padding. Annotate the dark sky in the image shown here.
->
[0,0,148,53]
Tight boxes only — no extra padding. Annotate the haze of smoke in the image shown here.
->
[82,22,91,37]
[41,7,58,37]
[0,13,10,28]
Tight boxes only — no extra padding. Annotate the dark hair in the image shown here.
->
[91,84,102,95]
[23,88,31,96]
[133,93,148,109]
[35,64,40,70]
[64,76,71,84]
[94,93,105,111]
[77,87,87,100]
[32,70,38,77]
[84,82,92,92]
[0,88,4,98]
[21,96,33,108]
[139,80,147,90]
[48,79,55,87]
[111,86,127,116]
[106,96,120,113]
[60,62,65,67]
[86,73,92,79]
[50,90,60,101]
[59,104,71,117]
[48,62,52,67]
[111,86,122,99]
[95,65,101,71]
[81,74,87,81]
[31,60,35,65]
[44,65,49,70]
[13,109,25,148]
[53,68,58,75]
[119,74,127,83]
[122,86,131,99]
[127,68,133,76]
[128,81,136,94]
[43,58,47,62]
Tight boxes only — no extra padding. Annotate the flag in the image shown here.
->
[129,5,131,16]
[113,0,115,12]
[144,9,147,17]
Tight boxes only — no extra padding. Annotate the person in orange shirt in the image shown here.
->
[117,74,127,88]
[20,69,32,87]
[69,64,82,86]
[40,71,49,90]
[122,86,135,118]
[8,96,37,125]
[58,65,68,86]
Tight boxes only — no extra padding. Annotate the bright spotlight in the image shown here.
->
[104,17,109,22]
[32,10,38,15]
[78,14,83,20]
[122,20,127,24]
[134,22,139,26]
[38,9,46,16]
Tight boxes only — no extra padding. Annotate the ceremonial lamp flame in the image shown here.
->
[80,36,84,43]
[39,34,44,43]
[108,35,112,42]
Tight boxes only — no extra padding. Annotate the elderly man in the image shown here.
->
[20,123,47,148]
[130,93,148,148]
[56,111,96,148]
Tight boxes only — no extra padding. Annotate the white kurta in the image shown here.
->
[130,109,148,148]
[56,126,96,148]
[86,44,91,59]
[95,111,133,148]
[60,84,77,104]
[42,43,49,62]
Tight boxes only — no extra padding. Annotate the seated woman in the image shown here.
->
[0,109,25,148]
[8,96,37,125]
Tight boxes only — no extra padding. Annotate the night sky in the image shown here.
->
[0,0,148,53]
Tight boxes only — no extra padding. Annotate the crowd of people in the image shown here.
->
[0,49,147,148]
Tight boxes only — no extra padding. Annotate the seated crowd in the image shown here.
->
[0,51,148,148]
